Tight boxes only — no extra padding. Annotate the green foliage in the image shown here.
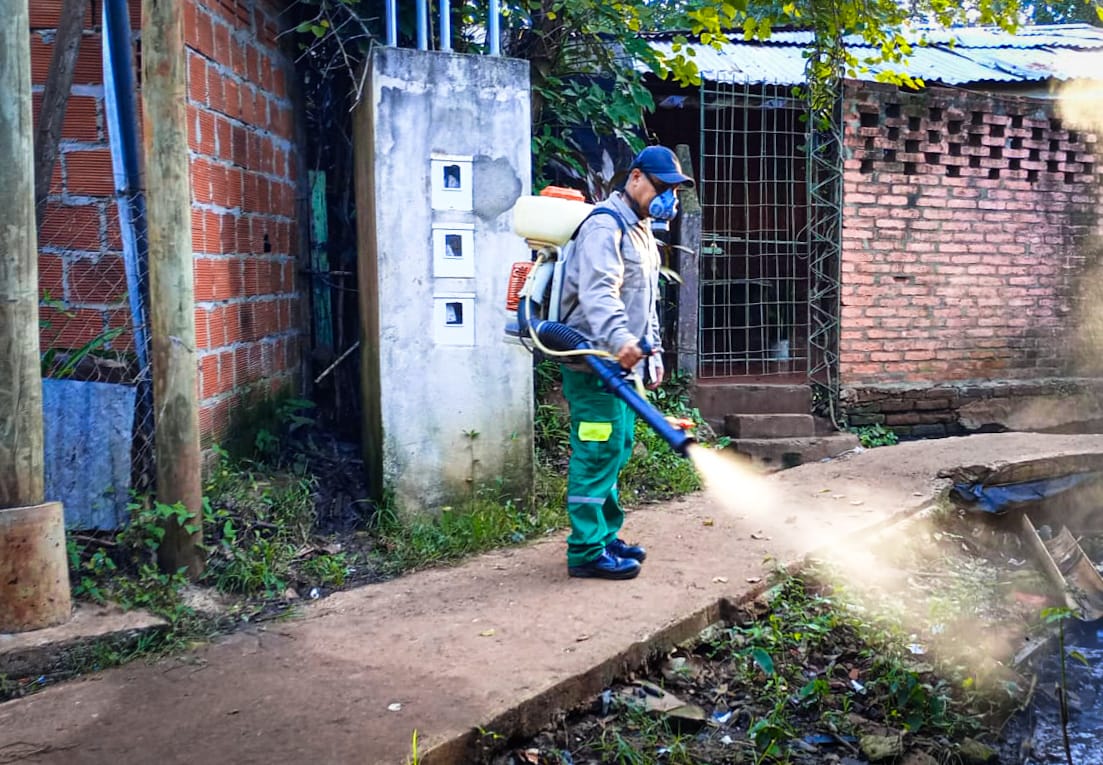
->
[202,450,318,597]
[39,291,128,379]
[596,704,696,765]
[1031,0,1103,24]
[299,552,350,588]
[701,574,973,759]
[850,422,899,448]
[222,394,317,463]
[372,480,568,573]
[534,361,571,462]
[67,500,198,618]
[620,371,710,502]
[289,0,1038,193]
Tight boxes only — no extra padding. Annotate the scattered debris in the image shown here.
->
[860,733,903,761]
[1020,514,1103,620]
[501,500,1099,764]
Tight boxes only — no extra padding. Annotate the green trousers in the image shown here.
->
[560,365,637,567]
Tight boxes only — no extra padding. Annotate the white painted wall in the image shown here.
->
[355,47,534,514]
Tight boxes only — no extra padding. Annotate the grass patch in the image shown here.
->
[201,447,327,597]
[371,472,569,573]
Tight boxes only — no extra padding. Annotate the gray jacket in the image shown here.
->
[559,191,662,360]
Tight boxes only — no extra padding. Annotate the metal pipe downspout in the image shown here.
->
[439,0,452,52]
[102,0,149,375]
[385,0,397,46]
[488,0,500,55]
[416,0,429,50]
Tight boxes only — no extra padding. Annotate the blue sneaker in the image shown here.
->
[568,551,641,580]
[606,538,647,562]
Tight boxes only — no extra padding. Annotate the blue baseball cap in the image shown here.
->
[629,146,695,189]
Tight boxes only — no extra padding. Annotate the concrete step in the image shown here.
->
[692,383,813,434]
[692,383,812,415]
[724,413,815,439]
[729,432,861,471]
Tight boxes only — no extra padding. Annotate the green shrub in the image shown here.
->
[850,423,899,448]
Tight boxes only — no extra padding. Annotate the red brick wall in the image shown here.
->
[32,0,140,357]
[183,0,302,443]
[30,0,303,445]
[840,81,1100,386]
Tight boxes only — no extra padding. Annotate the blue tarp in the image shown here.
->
[952,473,1096,514]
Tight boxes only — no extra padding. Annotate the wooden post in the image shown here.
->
[674,144,701,378]
[0,0,72,632]
[141,0,203,577]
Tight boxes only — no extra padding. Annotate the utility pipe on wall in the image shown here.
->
[488,0,500,55]
[416,0,428,50]
[103,0,149,375]
[385,0,397,46]
[439,0,452,52]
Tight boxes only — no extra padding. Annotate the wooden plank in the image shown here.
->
[33,0,90,227]
[310,170,334,352]
[674,144,700,378]
[1020,513,1103,621]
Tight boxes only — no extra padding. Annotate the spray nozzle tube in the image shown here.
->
[530,320,695,458]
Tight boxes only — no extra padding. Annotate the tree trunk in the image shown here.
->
[141,0,204,578]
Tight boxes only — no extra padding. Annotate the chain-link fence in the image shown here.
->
[37,187,154,529]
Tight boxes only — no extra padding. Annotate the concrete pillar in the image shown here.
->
[354,48,533,514]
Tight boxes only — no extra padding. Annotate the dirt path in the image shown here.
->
[2,432,1102,765]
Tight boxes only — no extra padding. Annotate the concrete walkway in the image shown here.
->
[2,433,1103,765]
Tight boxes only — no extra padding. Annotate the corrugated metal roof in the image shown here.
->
[641,23,1103,85]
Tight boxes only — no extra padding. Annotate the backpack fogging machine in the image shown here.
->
[504,187,695,458]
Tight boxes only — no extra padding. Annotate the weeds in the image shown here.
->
[372,479,568,573]
[200,445,323,597]
[705,574,975,759]
[849,423,899,448]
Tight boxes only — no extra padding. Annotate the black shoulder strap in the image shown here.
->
[561,207,628,324]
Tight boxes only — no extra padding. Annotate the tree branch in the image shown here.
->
[34,0,90,229]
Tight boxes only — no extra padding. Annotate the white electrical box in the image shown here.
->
[433,294,476,346]
[432,224,475,278]
[430,154,473,211]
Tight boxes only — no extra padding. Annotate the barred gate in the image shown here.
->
[696,76,841,404]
